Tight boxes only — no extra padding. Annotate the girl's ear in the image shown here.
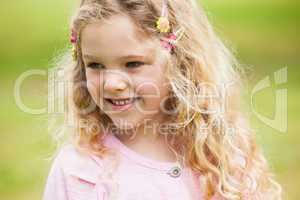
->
[162,91,178,116]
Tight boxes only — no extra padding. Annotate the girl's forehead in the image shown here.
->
[81,15,157,59]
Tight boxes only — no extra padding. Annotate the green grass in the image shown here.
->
[0,0,299,199]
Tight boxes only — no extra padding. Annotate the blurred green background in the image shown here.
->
[0,0,299,199]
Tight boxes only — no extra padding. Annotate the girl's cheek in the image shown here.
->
[137,79,171,115]
[136,82,163,112]
[136,78,169,99]
[86,72,102,103]
[136,82,159,100]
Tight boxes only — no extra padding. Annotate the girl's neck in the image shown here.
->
[114,120,177,163]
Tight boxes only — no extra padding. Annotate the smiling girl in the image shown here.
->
[43,0,281,199]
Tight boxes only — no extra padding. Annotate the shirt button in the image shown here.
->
[167,166,181,178]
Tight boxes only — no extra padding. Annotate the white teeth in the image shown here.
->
[111,98,133,106]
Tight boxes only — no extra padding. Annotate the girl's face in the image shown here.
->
[81,15,171,130]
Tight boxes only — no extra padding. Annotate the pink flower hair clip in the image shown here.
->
[160,27,185,54]
[70,29,77,44]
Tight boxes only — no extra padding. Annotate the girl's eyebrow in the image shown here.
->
[83,54,148,61]
[83,46,155,61]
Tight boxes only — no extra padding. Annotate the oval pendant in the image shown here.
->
[167,166,182,178]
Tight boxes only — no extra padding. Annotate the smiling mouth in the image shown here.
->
[104,97,142,107]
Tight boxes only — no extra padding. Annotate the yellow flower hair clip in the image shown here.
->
[156,16,170,33]
[156,0,170,33]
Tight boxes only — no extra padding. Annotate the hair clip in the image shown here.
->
[70,29,77,44]
[160,27,185,53]
[72,46,77,61]
[156,0,170,33]
[160,33,176,52]
[156,1,185,53]
[70,29,78,60]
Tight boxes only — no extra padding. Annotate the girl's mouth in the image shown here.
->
[104,97,141,111]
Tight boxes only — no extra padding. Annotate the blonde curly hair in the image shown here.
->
[53,0,282,199]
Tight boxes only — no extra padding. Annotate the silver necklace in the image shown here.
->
[166,156,184,178]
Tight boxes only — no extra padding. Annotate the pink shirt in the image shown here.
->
[43,133,210,200]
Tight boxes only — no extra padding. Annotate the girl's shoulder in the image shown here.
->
[52,144,105,184]
[43,144,112,200]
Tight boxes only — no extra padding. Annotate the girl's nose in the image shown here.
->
[103,74,128,93]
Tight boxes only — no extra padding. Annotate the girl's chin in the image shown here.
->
[111,118,140,130]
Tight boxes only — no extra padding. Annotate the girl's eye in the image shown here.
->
[126,61,144,69]
[86,61,144,70]
[86,63,104,69]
